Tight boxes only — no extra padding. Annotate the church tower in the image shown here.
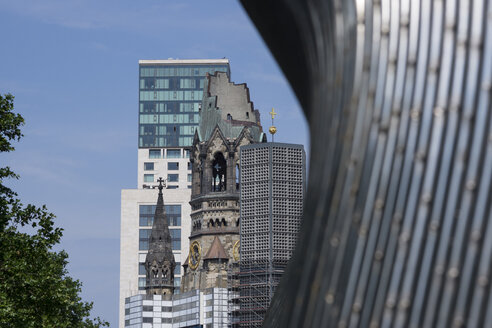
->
[145,178,176,296]
[181,72,266,292]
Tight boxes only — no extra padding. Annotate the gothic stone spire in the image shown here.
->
[145,178,176,296]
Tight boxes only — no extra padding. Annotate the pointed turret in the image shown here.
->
[203,236,229,260]
[145,178,176,296]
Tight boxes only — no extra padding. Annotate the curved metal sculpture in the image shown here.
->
[240,0,492,327]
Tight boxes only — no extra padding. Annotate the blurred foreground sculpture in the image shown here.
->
[240,0,492,327]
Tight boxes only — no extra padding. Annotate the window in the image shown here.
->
[174,277,181,287]
[188,185,192,189]
[168,162,179,170]
[167,174,179,182]
[140,205,181,226]
[212,152,227,192]
[227,113,232,120]
[188,162,192,170]
[174,263,181,275]
[167,185,178,189]
[144,174,154,182]
[143,306,153,312]
[179,78,196,89]
[139,229,152,250]
[184,150,190,158]
[188,174,192,182]
[167,149,181,158]
[170,229,181,250]
[167,205,181,226]
[144,162,154,170]
[139,205,156,226]
[149,149,161,159]
[139,262,146,275]
[143,317,152,323]
[138,277,146,290]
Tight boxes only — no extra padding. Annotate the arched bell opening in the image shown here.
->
[212,152,227,192]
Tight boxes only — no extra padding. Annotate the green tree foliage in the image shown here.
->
[0,94,109,327]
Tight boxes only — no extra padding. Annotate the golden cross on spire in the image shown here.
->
[269,107,277,142]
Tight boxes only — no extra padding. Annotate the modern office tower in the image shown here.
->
[181,72,266,293]
[137,59,230,190]
[120,59,231,328]
[238,142,305,327]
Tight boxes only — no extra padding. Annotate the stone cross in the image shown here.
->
[157,177,166,190]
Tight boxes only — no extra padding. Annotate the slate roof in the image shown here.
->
[203,236,229,260]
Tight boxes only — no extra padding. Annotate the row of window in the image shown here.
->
[139,66,229,78]
[139,113,199,124]
[138,277,181,291]
[139,101,200,114]
[140,136,194,148]
[139,204,181,215]
[144,162,192,171]
[139,77,207,90]
[125,306,173,316]
[140,90,203,101]
[143,174,192,183]
[149,149,190,159]
[140,124,196,137]
[139,228,181,251]
[139,205,181,227]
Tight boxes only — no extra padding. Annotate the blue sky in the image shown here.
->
[0,1,308,325]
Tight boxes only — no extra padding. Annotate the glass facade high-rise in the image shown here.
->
[138,59,230,148]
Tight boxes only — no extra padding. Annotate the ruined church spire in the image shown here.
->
[145,178,176,296]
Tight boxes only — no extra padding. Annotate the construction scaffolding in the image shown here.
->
[236,259,290,327]
[227,263,240,328]
[238,143,306,327]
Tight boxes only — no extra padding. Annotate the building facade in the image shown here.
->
[120,59,231,328]
[238,142,305,327]
[181,72,266,293]
[124,288,229,328]
[138,59,230,149]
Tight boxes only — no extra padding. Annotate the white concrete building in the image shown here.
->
[120,184,191,328]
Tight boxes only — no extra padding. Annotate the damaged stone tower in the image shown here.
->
[181,72,266,292]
